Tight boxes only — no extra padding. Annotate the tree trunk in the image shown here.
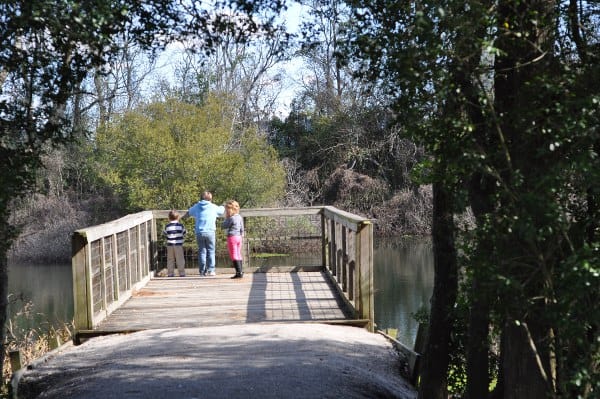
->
[465,173,496,399]
[0,250,9,380]
[466,279,490,399]
[417,181,458,399]
[494,0,558,395]
[502,321,553,399]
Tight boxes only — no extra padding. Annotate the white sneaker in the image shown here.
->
[208,271,216,276]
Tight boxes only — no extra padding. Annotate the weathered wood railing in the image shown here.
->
[71,211,155,331]
[72,206,374,332]
[321,206,374,331]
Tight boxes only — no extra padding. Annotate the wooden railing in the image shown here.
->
[72,206,374,331]
[321,206,374,331]
[71,211,155,331]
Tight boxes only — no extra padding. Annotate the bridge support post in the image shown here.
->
[72,232,92,331]
[150,217,159,272]
[357,221,374,332]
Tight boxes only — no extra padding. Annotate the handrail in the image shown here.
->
[321,206,374,331]
[71,211,156,330]
[72,206,374,331]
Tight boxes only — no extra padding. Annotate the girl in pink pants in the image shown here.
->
[222,200,244,278]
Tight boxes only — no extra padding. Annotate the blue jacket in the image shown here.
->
[187,200,225,234]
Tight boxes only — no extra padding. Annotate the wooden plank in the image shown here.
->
[245,236,321,241]
[248,265,323,273]
[154,207,323,220]
[320,212,327,271]
[93,272,352,333]
[323,267,358,320]
[239,207,323,217]
[357,221,374,332]
[75,211,154,242]
[322,206,372,232]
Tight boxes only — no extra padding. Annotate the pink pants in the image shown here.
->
[227,235,243,261]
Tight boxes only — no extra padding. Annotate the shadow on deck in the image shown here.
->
[75,268,365,344]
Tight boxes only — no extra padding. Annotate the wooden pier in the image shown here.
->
[71,207,374,343]
[9,206,422,397]
[80,270,358,341]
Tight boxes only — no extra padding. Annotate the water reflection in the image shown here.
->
[7,263,74,335]
[374,237,434,347]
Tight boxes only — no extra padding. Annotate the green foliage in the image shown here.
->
[345,0,599,395]
[0,0,285,385]
[552,244,600,394]
[269,0,427,218]
[95,96,285,211]
[0,0,188,377]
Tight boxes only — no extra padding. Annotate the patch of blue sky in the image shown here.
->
[146,0,309,118]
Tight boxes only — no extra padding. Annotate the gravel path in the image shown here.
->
[16,323,417,399]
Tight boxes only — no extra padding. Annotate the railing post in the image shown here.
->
[329,218,337,276]
[72,232,91,330]
[341,225,347,292]
[114,233,121,300]
[144,220,151,276]
[100,237,109,311]
[136,224,146,280]
[125,229,136,289]
[150,216,159,272]
[348,260,355,301]
[356,221,374,332]
[320,212,328,269]
[144,222,149,277]
[242,216,250,268]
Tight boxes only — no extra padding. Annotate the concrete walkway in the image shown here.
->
[15,323,416,399]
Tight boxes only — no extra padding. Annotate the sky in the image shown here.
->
[275,1,309,116]
[148,1,309,118]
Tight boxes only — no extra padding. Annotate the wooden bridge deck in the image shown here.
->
[92,270,354,334]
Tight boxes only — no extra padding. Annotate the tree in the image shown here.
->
[95,96,285,210]
[150,11,290,125]
[268,0,429,224]
[0,0,285,379]
[205,30,289,124]
[92,37,158,129]
[345,0,599,397]
[0,0,187,376]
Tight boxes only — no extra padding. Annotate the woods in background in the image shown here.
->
[2,0,598,397]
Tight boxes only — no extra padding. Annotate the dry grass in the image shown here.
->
[321,166,434,236]
[372,185,433,236]
[8,193,88,262]
[2,300,72,396]
[8,190,123,263]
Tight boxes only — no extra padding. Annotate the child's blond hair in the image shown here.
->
[225,200,240,215]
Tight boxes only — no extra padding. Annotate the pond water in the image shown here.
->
[7,262,74,337]
[373,237,434,345]
[7,236,433,347]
